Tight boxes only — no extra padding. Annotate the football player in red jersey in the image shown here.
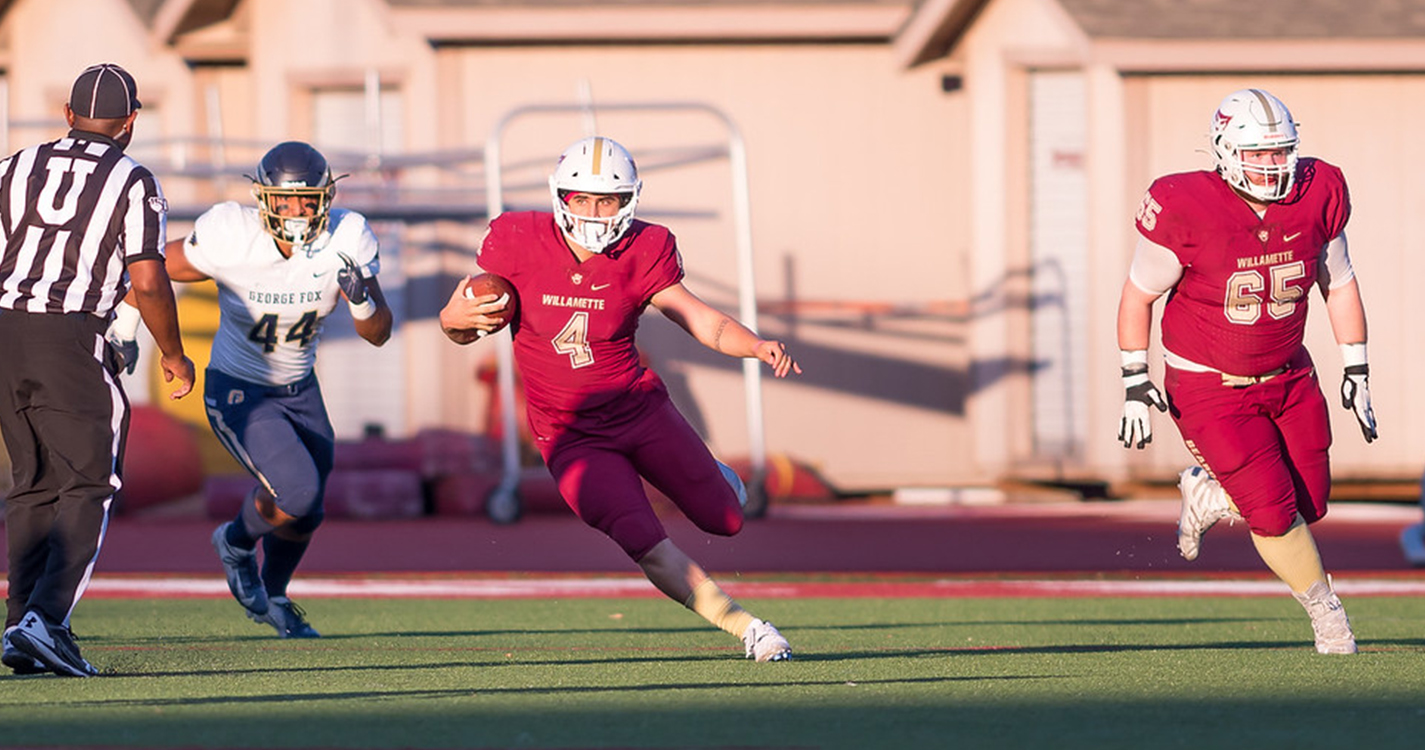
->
[441,136,800,661]
[1115,89,1375,654]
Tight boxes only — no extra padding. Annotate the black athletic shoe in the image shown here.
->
[8,610,97,677]
[2,627,49,675]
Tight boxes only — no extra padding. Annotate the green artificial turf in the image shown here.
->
[2,595,1423,748]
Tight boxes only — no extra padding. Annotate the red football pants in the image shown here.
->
[1165,350,1332,537]
[540,396,743,561]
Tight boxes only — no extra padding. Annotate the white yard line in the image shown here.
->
[19,574,1425,599]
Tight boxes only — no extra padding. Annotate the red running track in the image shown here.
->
[5,499,1418,576]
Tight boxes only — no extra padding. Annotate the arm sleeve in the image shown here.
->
[475,217,512,278]
[334,211,381,276]
[122,170,166,264]
[640,229,686,300]
[181,203,234,278]
[0,156,15,241]
[1318,232,1356,291]
[1126,236,1183,296]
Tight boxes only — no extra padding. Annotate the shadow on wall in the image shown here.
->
[339,238,1052,420]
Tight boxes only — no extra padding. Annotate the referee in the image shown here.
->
[0,63,194,677]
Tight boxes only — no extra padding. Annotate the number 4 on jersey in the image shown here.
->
[554,311,594,368]
[248,311,319,353]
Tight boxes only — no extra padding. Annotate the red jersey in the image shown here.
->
[1138,158,1350,376]
[476,211,684,432]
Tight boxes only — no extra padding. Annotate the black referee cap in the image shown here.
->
[69,64,141,119]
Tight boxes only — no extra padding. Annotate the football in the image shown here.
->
[463,272,518,332]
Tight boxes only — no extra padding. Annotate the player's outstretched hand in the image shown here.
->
[161,353,196,400]
[753,340,802,378]
[1341,364,1378,443]
[336,252,368,304]
[1118,364,1167,449]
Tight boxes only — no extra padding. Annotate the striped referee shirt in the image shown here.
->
[0,129,166,316]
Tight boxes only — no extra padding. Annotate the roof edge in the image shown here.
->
[893,0,990,68]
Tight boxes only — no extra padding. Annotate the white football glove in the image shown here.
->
[106,331,138,375]
[1340,364,1378,443]
[105,302,141,376]
[1118,363,1167,449]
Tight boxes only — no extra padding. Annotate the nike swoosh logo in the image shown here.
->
[1284,232,1302,242]
[312,270,332,278]
[591,283,611,291]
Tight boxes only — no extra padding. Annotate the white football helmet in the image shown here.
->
[1209,89,1299,202]
[549,136,641,253]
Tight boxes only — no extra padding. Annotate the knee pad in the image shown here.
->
[675,462,744,538]
[287,508,324,536]
[270,477,324,522]
[249,478,325,536]
[698,506,743,538]
[1247,505,1297,537]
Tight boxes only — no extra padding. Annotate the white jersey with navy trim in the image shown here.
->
[181,201,379,386]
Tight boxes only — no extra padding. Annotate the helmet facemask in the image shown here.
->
[249,141,339,247]
[548,136,642,253]
[1210,89,1300,203]
[553,190,638,254]
[252,184,336,246]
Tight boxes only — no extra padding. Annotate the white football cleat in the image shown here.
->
[1293,579,1357,655]
[1177,467,1241,561]
[742,618,792,662]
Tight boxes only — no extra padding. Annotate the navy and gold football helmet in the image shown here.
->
[250,141,339,246]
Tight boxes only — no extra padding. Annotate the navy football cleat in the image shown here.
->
[212,522,269,615]
[249,597,321,639]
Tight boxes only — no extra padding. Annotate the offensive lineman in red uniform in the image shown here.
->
[1115,89,1376,654]
[440,136,799,661]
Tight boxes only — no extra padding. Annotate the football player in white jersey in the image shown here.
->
[108,141,391,637]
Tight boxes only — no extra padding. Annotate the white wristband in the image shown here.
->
[348,298,378,321]
[1340,342,1368,368]
[1120,349,1149,369]
[111,301,142,339]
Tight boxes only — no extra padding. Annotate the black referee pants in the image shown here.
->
[0,310,128,629]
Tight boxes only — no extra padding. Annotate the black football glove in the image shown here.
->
[336,252,368,305]
[1340,364,1378,443]
[1118,364,1167,449]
